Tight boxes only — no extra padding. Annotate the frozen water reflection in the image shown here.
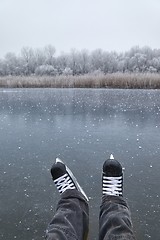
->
[0,88,160,239]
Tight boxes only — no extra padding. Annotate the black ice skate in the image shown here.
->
[51,158,89,201]
[102,154,123,196]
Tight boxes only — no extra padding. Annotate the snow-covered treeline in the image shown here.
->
[0,45,160,76]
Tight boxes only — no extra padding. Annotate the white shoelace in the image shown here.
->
[103,176,123,196]
[54,173,75,194]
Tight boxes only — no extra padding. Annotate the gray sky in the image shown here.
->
[0,0,160,57]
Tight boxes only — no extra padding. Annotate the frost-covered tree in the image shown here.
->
[62,67,73,76]
[21,47,36,75]
[68,49,80,75]
[117,60,126,72]
[106,52,118,73]
[150,57,160,72]
[0,59,7,75]
[44,45,56,66]
[35,64,58,76]
[56,53,69,74]
[1,45,160,76]
[91,49,104,72]
[79,49,90,74]
[34,48,46,67]
[4,52,21,75]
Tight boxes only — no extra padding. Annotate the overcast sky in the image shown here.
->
[0,0,160,57]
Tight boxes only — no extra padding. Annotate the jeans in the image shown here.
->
[45,189,136,240]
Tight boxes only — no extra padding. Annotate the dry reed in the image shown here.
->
[0,73,160,89]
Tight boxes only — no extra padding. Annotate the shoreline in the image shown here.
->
[0,73,160,89]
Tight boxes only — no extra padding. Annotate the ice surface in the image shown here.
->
[0,89,160,239]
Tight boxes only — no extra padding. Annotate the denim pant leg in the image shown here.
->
[99,195,136,240]
[45,189,89,240]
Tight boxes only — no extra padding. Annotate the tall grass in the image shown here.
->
[0,73,160,89]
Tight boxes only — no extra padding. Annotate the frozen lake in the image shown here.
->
[0,88,160,239]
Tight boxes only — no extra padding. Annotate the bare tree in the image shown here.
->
[4,52,21,75]
[21,47,36,75]
[44,45,56,66]
[1,45,160,76]
[34,48,46,67]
